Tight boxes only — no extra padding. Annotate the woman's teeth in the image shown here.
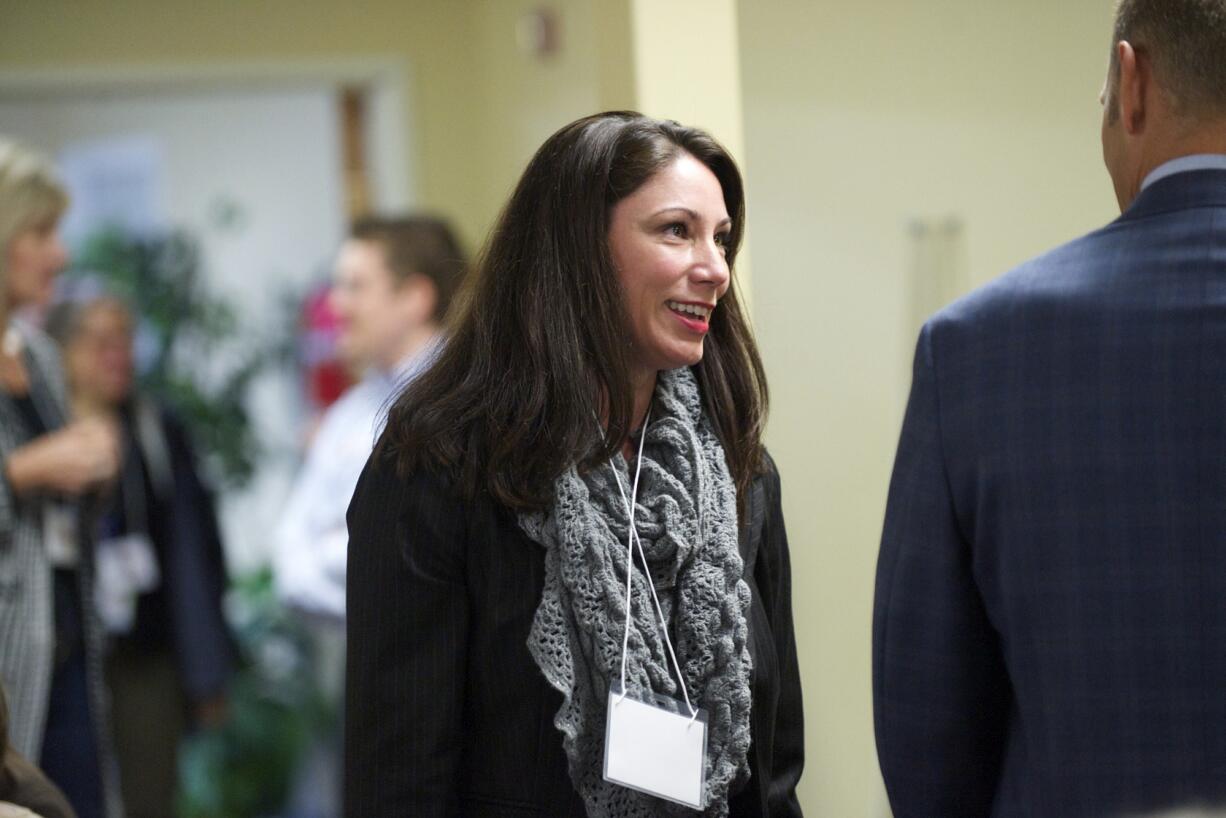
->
[666,300,711,320]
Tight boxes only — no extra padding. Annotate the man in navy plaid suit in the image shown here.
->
[873,1,1226,816]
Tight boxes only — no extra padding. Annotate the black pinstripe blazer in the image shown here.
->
[344,448,804,817]
[874,169,1226,817]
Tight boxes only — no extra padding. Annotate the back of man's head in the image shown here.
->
[349,215,466,322]
[1110,0,1226,121]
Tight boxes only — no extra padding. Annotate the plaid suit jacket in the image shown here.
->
[874,169,1226,818]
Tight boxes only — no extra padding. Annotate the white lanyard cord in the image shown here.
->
[611,406,697,719]
[629,517,697,720]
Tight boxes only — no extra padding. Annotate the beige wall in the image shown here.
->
[739,0,1119,814]
[466,0,602,232]
[0,0,612,251]
[629,0,745,156]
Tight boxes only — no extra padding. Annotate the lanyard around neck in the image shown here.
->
[609,406,698,720]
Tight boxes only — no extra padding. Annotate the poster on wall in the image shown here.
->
[57,134,168,249]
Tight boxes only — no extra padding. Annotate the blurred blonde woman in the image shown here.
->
[0,138,122,818]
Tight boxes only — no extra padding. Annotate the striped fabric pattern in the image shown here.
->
[0,321,122,818]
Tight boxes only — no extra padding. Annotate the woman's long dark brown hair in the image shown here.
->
[381,111,769,511]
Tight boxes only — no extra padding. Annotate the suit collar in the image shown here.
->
[1118,168,1226,224]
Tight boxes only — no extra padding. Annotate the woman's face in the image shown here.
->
[65,303,135,408]
[6,221,67,310]
[608,152,732,379]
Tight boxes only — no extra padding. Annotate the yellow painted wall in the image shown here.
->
[0,0,613,251]
[467,0,605,228]
[737,1,1119,814]
[629,0,745,158]
[626,0,753,306]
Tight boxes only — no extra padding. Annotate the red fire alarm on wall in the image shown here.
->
[517,7,560,58]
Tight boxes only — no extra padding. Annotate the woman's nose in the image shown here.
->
[691,240,730,290]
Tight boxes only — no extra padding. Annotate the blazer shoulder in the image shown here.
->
[350,447,465,521]
[945,231,1095,316]
[758,448,782,503]
[921,221,1127,359]
[750,448,786,562]
[348,448,474,582]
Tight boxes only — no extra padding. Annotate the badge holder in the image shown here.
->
[95,532,161,633]
[604,680,708,809]
[602,408,708,810]
[43,504,80,569]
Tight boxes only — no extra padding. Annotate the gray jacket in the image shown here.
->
[0,322,120,818]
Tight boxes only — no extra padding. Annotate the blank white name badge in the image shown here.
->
[603,681,708,809]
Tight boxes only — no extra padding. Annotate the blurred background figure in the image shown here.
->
[272,215,465,621]
[0,684,76,818]
[0,138,122,818]
[270,215,464,818]
[45,295,235,818]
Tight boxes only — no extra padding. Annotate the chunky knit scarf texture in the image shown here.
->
[519,367,753,817]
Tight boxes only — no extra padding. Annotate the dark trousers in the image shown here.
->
[106,643,185,818]
[40,647,104,818]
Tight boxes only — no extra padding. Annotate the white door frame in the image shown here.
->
[0,57,416,211]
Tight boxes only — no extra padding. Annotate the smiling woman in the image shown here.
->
[609,152,733,428]
[344,111,804,817]
[381,112,762,510]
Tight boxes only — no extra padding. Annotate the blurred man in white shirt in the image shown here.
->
[273,216,465,620]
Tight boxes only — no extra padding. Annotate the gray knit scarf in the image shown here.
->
[518,366,753,817]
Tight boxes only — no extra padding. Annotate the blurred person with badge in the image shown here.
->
[46,295,235,818]
[0,138,123,818]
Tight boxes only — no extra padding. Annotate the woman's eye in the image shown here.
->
[714,232,731,249]
[665,222,687,238]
